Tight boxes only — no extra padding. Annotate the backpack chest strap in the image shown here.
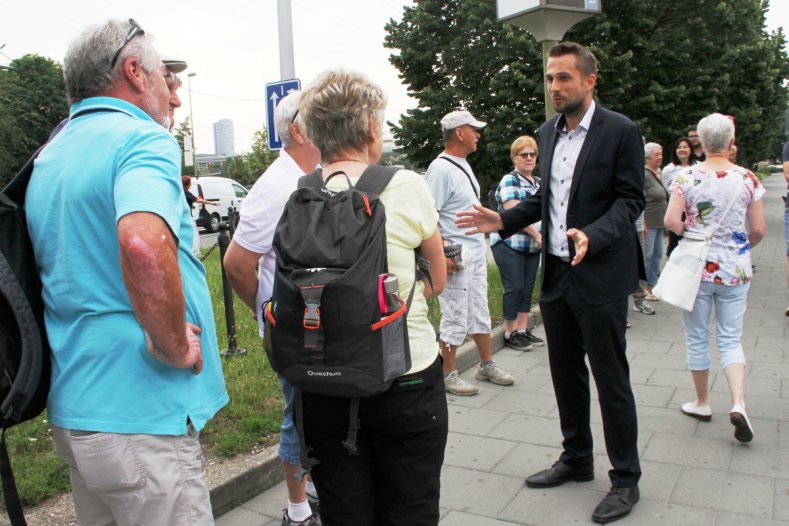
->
[299,285,325,362]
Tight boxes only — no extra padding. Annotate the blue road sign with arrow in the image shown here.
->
[265,78,301,150]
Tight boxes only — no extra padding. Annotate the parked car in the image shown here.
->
[189,176,248,233]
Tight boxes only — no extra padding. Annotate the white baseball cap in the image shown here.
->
[440,110,486,131]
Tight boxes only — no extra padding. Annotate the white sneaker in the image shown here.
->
[730,404,754,443]
[681,401,712,422]
[444,370,479,396]
[475,363,514,386]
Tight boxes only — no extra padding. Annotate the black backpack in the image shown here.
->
[0,145,52,526]
[266,165,419,474]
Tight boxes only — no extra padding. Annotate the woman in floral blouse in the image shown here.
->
[664,113,766,443]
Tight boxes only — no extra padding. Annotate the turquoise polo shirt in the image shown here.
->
[26,97,228,435]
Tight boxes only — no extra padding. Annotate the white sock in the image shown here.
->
[505,331,512,338]
[287,499,313,521]
[305,480,318,499]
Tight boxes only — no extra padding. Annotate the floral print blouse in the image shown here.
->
[670,166,765,286]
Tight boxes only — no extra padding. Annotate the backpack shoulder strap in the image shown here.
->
[297,168,324,190]
[354,165,398,197]
[3,145,46,203]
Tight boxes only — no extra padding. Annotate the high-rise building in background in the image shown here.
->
[213,118,235,156]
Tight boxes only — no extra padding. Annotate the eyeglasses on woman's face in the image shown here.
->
[515,151,537,159]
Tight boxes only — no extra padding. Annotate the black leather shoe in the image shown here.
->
[524,460,594,488]
[592,486,639,524]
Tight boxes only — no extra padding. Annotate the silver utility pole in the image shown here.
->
[277,0,295,79]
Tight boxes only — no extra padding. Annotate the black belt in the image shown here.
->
[549,254,571,263]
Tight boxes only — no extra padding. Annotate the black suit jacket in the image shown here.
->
[501,104,645,305]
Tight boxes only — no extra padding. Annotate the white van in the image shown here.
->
[189,176,248,232]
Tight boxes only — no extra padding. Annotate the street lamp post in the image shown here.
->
[187,72,197,175]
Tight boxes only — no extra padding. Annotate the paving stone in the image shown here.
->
[439,465,523,517]
[498,484,603,525]
[446,385,502,409]
[443,432,517,472]
[711,374,782,398]
[439,510,519,525]
[448,406,510,436]
[775,478,789,521]
[694,414,778,447]
[751,362,789,380]
[487,413,563,448]
[646,368,699,389]
[631,353,687,371]
[779,420,789,449]
[635,404,702,437]
[714,511,789,526]
[730,441,789,479]
[642,433,733,470]
[632,383,677,408]
[481,390,558,418]
[234,480,288,518]
[491,442,563,479]
[672,467,774,518]
[215,506,271,526]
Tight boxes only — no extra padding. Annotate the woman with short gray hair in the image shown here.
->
[297,69,448,525]
[664,113,766,442]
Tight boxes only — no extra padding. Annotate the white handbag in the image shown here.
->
[653,182,741,311]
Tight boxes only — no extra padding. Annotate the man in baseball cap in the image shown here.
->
[425,109,515,396]
[161,55,186,130]
[440,110,487,131]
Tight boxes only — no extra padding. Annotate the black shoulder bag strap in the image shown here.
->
[439,156,479,199]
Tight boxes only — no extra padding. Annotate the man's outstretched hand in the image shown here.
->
[455,204,504,235]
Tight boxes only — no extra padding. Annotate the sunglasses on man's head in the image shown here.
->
[110,19,145,69]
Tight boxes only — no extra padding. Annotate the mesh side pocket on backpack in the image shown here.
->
[380,314,410,382]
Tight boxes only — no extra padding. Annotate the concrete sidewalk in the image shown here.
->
[215,172,789,526]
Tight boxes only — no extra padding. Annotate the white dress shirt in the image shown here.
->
[547,101,596,258]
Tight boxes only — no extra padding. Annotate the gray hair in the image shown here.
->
[442,127,456,142]
[644,142,662,158]
[274,91,301,148]
[697,113,735,154]
[64,19,160,103]
[299,69,387,162]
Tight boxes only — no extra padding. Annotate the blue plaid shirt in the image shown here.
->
[490,170,541,253]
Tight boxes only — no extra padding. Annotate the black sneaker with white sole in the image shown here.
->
[504,332,533,351]
[521,330,544,346]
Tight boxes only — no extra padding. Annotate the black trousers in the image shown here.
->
[539,256,641,487]
[302,357,448,526]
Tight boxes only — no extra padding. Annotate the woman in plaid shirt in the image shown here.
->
[490,136,545,351]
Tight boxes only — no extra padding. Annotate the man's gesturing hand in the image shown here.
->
[455,204,504,235]
[566,228,589,266]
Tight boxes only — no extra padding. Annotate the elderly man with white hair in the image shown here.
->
[223,91,322,526]
[25,19,228,524]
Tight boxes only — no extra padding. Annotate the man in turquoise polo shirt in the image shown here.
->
[26,19,228,524]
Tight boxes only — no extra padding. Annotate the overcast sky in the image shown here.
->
[2,1,787,155]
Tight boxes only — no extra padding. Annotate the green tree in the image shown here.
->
[0,55,68,187]
[244,128,278,184]
[385,0,788,183]
[221,128,278,186]
[385,0,544,194]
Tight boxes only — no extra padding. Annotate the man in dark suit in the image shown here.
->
[456,42,644,524]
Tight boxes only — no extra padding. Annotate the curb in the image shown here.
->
[210,306,544,518]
